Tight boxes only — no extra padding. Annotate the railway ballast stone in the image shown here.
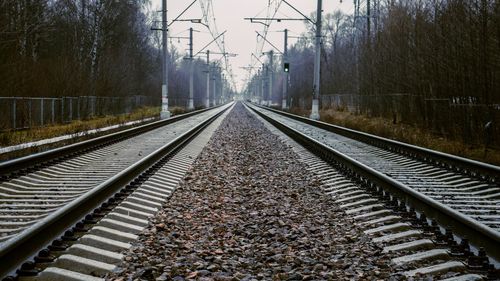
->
[107,103,394,280]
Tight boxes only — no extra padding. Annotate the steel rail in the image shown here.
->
[0,106,222,177]
[246,102,500,260]
[251,104,500,182]
[0,104,231,278]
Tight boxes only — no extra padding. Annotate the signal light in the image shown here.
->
[284,62,290,72]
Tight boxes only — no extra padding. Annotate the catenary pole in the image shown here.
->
[254,72,259,102]
[188,27,194,110]
[310,0,322,120]
[282,29,289,110]
[268,50,273,106]
[160,0,171,119]
[221,74,225,103]
[205,50,210,108]
[257,69,262,104]
[261,65,265,105]
[212,63,216,106]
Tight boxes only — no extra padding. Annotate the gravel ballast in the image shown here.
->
[107,103,394,280]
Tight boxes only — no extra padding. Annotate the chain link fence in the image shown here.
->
[0,95,153,131]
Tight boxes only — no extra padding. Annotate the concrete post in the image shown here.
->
[40,98,44,126]
[310,0,322,120]
[221,74,225,104]
[29,99,32,128]
[160,0,171,119]
[257,69,262,104]
[61,97,64,123]
[205,50,210,108]
[51,98,55,124]
[261,66,266,105]
[77,97,80,120]
[69,98,73,121]
[212,63,216,106]
[282,29,289,110]
[268,50,273,106]
[188,27,194,110]
[12,98,16,129]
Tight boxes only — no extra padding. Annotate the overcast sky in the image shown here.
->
[148,0,354,92]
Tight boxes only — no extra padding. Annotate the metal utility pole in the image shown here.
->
[188,27,194,110]
[282,29,289,110]
[217,70,222,104]
[160,0,171,119]
[256,69,261,104]
[254,72,259,102]
[221,74,225,103]
[256,75,260,103]
[268,50,273,106]
[310,0,322,120]
[261,65,266,105]
[205,50,210,108]
[212,63,216,106]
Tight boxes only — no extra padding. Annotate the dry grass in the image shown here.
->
[0,106,163,147]
[321,109,500,166]
[289,107,500,166]
[169,106,187,116]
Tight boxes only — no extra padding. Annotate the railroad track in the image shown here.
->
[246,102,500,279]
[0,103,233,279]
[1,101,498,280]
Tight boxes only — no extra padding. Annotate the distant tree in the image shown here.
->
[0,0,222,108]
[246,0,500,146]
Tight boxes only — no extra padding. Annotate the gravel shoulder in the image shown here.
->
[107,102,394,281]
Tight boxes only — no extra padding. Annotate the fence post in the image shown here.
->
[29,99,32,128]
[51,98,55,124]
[91,96,95,117]
[69,98,73,122]
[41,98,44,126]
[114,97,118,114]
[77,97,80,120]
[12,98,16,130]
[61,97,64,123]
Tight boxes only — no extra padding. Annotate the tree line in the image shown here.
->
[0,0,227,108]
[248,0,499,146]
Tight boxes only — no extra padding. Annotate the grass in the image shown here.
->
[0,106,196,162]
[0,106,174,147]
[289,107,500,166]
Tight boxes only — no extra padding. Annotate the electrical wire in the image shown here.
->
[198,0,238,91]
[252,0,282,69]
